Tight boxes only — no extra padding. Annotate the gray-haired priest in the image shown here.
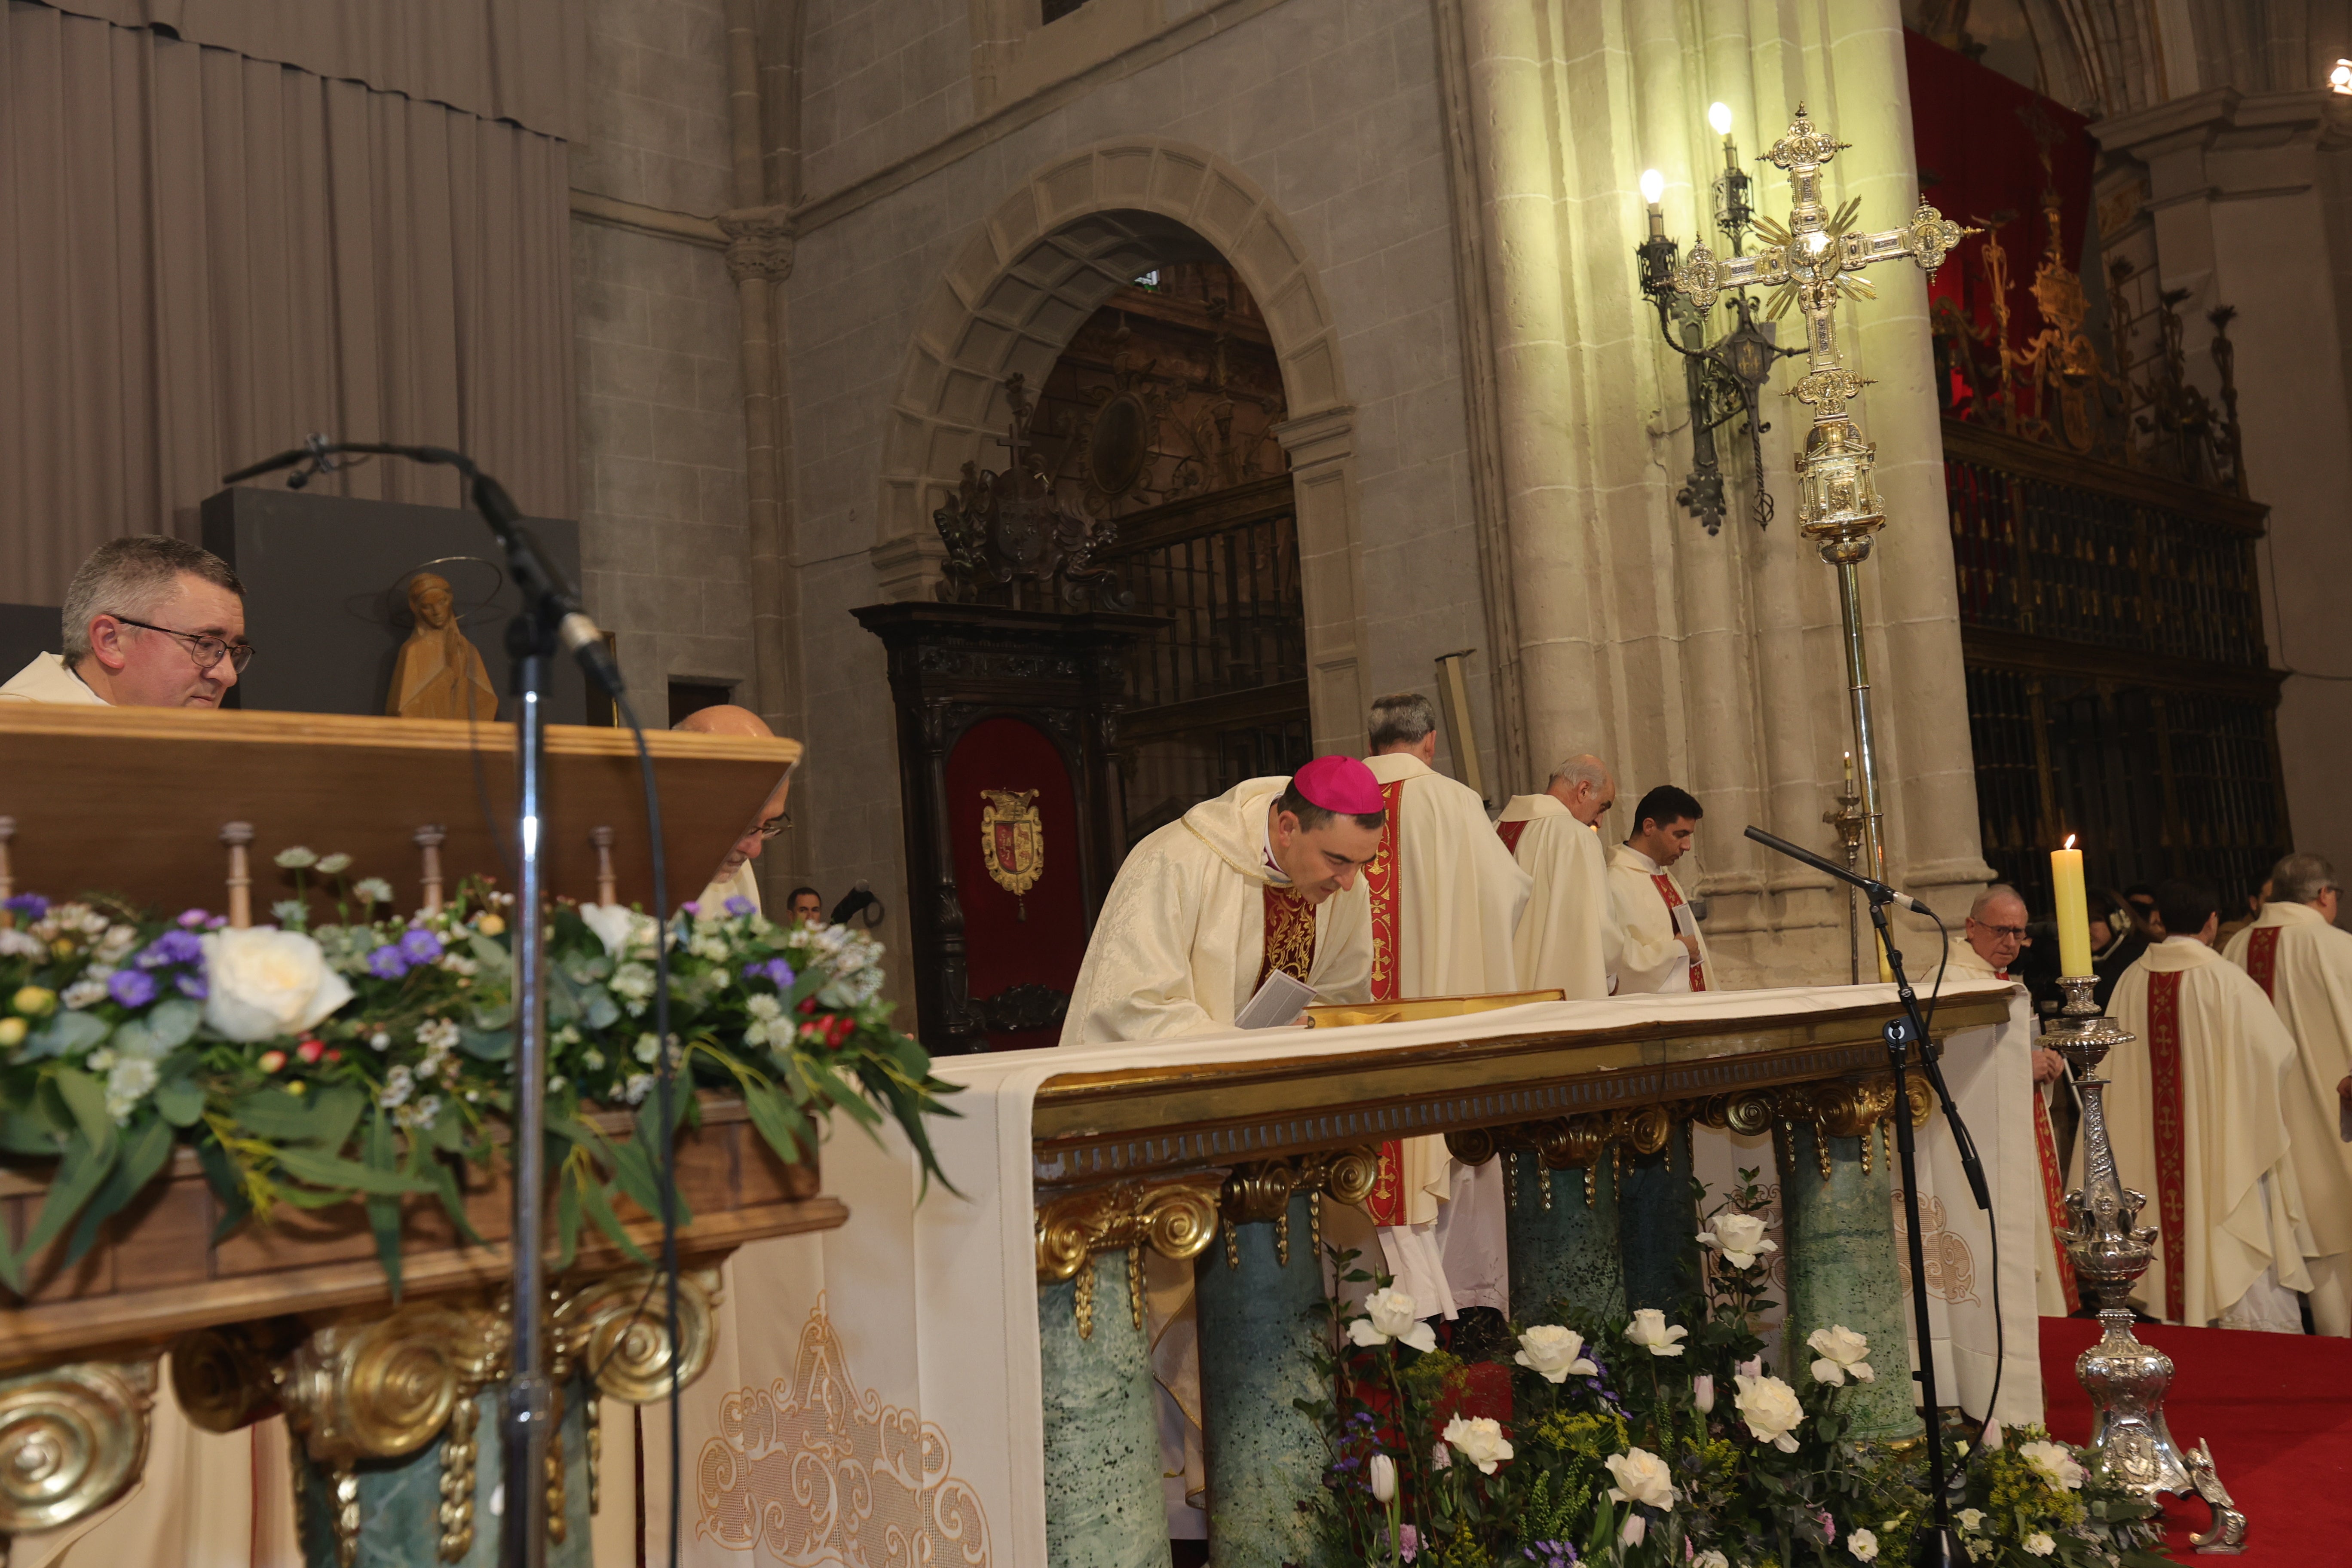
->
[1,536,251,707]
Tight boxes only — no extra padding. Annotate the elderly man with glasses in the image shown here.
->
[671,703,794,914]
[1,535,251,707]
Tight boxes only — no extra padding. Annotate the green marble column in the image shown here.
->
[289,1378,594,1568]
[1196,1192,1324,1568]
[1040,1249,1170,1568]
[1619,1120,1699,1314]
[1776,1120,1920,1442]
[1506,1154,1628,1331]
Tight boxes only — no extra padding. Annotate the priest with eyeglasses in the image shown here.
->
[0,536,252,707]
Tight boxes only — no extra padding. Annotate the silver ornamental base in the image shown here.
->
[2044,975,2247,1553]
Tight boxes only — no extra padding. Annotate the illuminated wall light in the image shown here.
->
[1639,167,1666,206]
[1708,101,1733,136]
[2331,58,2352,94]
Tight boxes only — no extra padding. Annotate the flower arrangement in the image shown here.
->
[1305,1167,2174,1568]
[0,851,958,1295]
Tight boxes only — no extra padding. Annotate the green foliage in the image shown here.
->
[0,874,959,1296]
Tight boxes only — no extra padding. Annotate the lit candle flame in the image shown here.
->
[2064,833,2076,849]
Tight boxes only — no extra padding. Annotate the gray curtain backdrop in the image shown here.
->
[0,0,580,605]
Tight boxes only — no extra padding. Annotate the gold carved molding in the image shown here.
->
[1217,1147,1381,1271]
[1035,1173,1223,1340]
[0,1357,156,1538]
[1697,1072,1932,1182]
[1447,1105,1681,1210]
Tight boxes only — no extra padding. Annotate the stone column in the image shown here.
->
[1271,408,1371,756]
[1196,1191,1326,1568]
[1619,1118,1699,1314]
[1776,1101,1918,1442]
[1039,1256,1170,1568]
[1501,1146,1628,1332]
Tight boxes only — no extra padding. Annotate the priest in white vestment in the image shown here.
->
[0,536,248,708]
[1360,692,1531,1318]
[2223,851,2352,1334]
[1606,784,1714,995]
[2091,878,2318,1330]
[672,704,795,914]
[1498,753,1613,1001]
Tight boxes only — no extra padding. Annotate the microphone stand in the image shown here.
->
[225,438,625,1568]
[1743,825,1981,1568]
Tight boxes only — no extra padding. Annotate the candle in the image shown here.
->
[2052,835,2092,975]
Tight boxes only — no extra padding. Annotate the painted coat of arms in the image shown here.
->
[979,788,1044,897]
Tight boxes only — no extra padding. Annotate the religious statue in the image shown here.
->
[385,572,498,720]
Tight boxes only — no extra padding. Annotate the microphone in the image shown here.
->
[829,881,883,928]
[1742,824,1925,912]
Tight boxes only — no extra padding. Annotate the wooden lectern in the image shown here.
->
[0,705,840,1567]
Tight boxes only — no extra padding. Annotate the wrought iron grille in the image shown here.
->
[1099,475,1310,839]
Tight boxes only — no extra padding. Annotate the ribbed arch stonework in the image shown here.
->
[873,138,1371,750]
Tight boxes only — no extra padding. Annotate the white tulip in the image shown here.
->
[1347,1287,1438,1353]
[200,928,353,1042]
[1692,1373,1715,1413]
[1694,1553,1730,1568]
[1807,1324,1875,1386]
[1618,1513,1646,1546]
[1513,1325,1599,1383]
[1733,1372,1805,1452]
[1697,1211,1779,1270]
[1625,1307,1688,1357]
[1441,1415,1513,1475]
[1368,1452,1396,1504]
[1604,1446,1677,1509]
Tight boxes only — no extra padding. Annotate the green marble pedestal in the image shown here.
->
[290,1379,593,1568]
[1618,1121,1698,1314]
[1506,1155,1627,1331]
[1040,1250,1170,1568]
[1776,1121,1920,1442]
[1195,1192,1324,1568]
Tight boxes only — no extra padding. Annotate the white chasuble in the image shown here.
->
[1497,793,1609,1000]
[1361,752,1530,1317]
[1606,843,1713,995]
[2224,899,2352,1334]
[2090,937,2318,1329]
[0,652,108,703]
[1059,775,1372,1046]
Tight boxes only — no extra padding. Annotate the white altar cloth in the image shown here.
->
[628,980,2024,1567]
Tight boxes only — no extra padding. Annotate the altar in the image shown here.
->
[632,977,2035,1567]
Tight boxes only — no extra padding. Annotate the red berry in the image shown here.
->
[258,1049,288,1073]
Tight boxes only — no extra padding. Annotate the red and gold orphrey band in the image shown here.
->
[1495,818,1529,856]
[1363,778,1409,1227]
[1651,873,1705,992]
[2144,970,2190,1324]
[1258,884,1317,991]
[2031,1094,2082,1313]
[2245,926,2280,999]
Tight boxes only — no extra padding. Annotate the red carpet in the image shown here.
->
[2039,1317,2352,1563]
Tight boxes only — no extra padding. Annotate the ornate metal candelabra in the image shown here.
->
[2043,975,2248,1552]
[1822,759,1865,984]
[1670,106,1968,888]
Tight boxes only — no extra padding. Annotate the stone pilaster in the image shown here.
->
[1039,1259,1170,1568]
[1196,1191,1326,1568]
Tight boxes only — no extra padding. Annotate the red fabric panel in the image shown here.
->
[944,717,1089,1051]
[1495,818,1528,856]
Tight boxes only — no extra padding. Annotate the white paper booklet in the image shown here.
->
[1235,968,1317,1029]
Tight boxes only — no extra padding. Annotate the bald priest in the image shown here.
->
[1059,757,1379,1045]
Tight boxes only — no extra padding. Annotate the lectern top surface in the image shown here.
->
[0,705,800,917]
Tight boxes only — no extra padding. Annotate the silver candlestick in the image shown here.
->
[2044,975,2247,1550]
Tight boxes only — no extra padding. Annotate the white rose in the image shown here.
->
[1348,1287,1438,1353]
[200,928,354,1042]
[1956,1509,1984,1532]
[2018,1439,2087,1491]
[1513,1325,1599,1383]
[1604,1446,1677,1509]
[1733,1372,1804,1452]
[581,903,654,959]
[1699,1211,1779,1270]
[1694,1553,1730,1568]
[1626,1307,1688,1357]
[2023,1533,2055,1557]
[1849,1527,1880,1562]
[1441,1415,1513,1475]
[1807,1324,1875,1386]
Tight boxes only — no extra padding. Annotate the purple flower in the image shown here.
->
[175,973,208,1000]
[725,896,755,916]
[205,915,227,930]
[680,900,701,917]
[107,968,158,1008]
[141,929,203,967]
[398,928,444,965]
[367,946,411,980]
[744,957,797,988]
[1399,1525,1419,1562]
[175,908,210,929]
[3,894,47,921]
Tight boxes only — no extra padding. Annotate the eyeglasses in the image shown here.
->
[109,615,255,673]
[1974,923,2030,940]
[749,812,791,840]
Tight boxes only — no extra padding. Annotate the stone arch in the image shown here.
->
[873,137,1369,751]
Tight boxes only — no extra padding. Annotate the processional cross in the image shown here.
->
[1670,107,1969,883]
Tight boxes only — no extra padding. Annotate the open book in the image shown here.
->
[1235,968,1317,1029]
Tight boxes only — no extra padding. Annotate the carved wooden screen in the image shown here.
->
[1947,422,2287,911]
[1096,474,1310,839]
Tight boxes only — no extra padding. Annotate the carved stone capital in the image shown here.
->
[0,1357,156,1537]
[717,204,794,284]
